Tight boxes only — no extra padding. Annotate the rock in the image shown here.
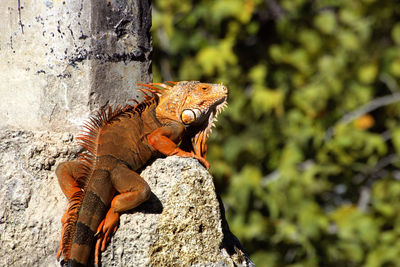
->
[0,130,253,267]
[0,130,74,267]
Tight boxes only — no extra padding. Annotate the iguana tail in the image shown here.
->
[59,108,118,266]
[61,179,113,266]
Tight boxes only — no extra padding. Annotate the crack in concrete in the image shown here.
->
[68,47,148,67]
[17,0,24,34]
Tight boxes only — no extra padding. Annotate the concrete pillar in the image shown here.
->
[0,0,152,132]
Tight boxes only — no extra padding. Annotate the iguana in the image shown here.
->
[55,81,228,266]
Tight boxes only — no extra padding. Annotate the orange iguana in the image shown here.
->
[56,81,228,266]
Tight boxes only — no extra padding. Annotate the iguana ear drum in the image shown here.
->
[181,109,197,125]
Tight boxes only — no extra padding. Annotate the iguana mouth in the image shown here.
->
[206,96,228,137]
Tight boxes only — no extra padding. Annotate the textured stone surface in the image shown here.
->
[0,130,78,267]
[0,130,253,267]
[0,0,152,132]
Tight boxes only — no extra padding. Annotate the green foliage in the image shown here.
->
[152,0,400,266]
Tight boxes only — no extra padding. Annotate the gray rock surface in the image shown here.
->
[0,0,152,132]
[0,130,253,267]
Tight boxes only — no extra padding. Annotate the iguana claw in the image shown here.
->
[94,209,120,265]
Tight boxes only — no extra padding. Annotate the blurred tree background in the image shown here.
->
[151,0,400,266]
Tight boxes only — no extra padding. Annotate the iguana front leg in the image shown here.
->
[148,123,210,168]
[94,164,151,265]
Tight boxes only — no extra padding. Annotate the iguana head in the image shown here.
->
[140,81,228,159]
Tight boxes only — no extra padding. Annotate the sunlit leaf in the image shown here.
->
[358,63,378,84]
[314,11,337,34]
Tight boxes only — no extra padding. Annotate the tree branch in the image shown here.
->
[325,92,400,141]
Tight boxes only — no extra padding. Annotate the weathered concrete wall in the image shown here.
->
[0,0,152,132]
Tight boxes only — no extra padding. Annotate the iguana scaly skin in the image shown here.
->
[56,81,228,266]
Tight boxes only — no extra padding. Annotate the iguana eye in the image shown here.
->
[181,109,196,125]
[202,87,208,91]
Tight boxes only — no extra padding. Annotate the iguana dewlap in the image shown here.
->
[56,81,228,266]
